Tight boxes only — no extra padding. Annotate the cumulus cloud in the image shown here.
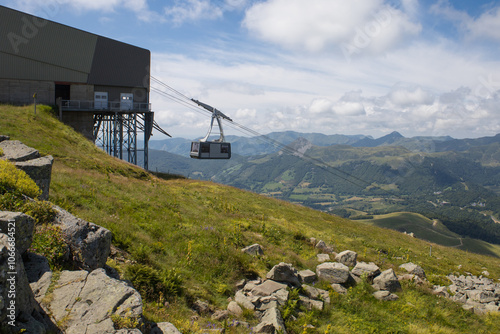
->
[333,102,366,116]
[309,99,333,114]
[388,87,434,107]
[431,0,500,43]
[467,7,500,42]
[243,0,421,55]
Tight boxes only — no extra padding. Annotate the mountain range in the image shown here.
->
[143,131,500,245]
[146,131,500,157]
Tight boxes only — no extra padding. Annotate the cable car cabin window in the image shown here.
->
[201,143,210,153]
[190,141,231,159]
[191,142,200,153]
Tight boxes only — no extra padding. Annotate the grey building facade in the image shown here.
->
[0,5,168,169]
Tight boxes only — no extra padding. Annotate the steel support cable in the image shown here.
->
[150,85,373,191]
[150,79,392,194]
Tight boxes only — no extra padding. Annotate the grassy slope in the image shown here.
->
[2,105,500,333]
[360,212,500,258]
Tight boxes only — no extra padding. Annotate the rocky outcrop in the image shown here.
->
[0,139,155,333]
[30,268,143,334]
[15,155,54,200]
[432,274,500,314]
[53,205,112,271]
[0,139,53,200]
[0,212,34,255]
[0,234,58,333]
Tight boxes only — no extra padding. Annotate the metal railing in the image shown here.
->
[60,100,151,112]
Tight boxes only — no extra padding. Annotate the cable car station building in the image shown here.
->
[0,5,168,169]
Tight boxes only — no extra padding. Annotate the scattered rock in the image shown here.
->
[299,295,323,311]
[228,301,243,316]
[251,280,288,297]
[399,262,426,279]
[317,253,330,262]
[351,262,380,279]
[373,269,401,292]
[272,288,289,307]
[335,250,357,267]
[302,285,321,299]
[235,290,255,310]
[53,205,112,270]
[243,279,262,292]
[298,269,316,284]
[433,286,450,298]
[151,322,182,334]
[315,240,334,253]
[235,279,247,290]
[254,307,287,334]
[331,283,348,295]
[242,243,264,256]
[373,290,399,301]
[316,262,350,284]
[193,299,212,315]
[266,262,301,286]
[467,290,497,304]
[211,310,229,321]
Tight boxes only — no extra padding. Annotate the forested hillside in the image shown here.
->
[146,136,500,248]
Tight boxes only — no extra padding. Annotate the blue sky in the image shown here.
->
[4,0,500,139]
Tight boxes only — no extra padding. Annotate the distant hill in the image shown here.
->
[146,134,500,246]
[148,131,500,157]
[359,212,500,257]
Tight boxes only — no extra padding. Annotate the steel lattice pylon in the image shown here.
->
[93,111,153,170]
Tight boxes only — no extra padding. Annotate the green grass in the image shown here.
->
[360,212,500,258]
[2,105,500,333]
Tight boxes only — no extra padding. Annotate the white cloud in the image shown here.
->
[243,0,421,55]
[164,0,223,25]
[431,1,500,43]
[309,99,333,114]
[388,87,434,107]
[333,102,366,116]
[467,7,500,42]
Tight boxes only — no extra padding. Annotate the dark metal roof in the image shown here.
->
[0,5,150,88]
[88,36,150,88]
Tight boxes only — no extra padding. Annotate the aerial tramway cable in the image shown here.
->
[149,76,389,193]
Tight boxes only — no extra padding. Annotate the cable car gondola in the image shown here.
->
[190,99,232,159]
